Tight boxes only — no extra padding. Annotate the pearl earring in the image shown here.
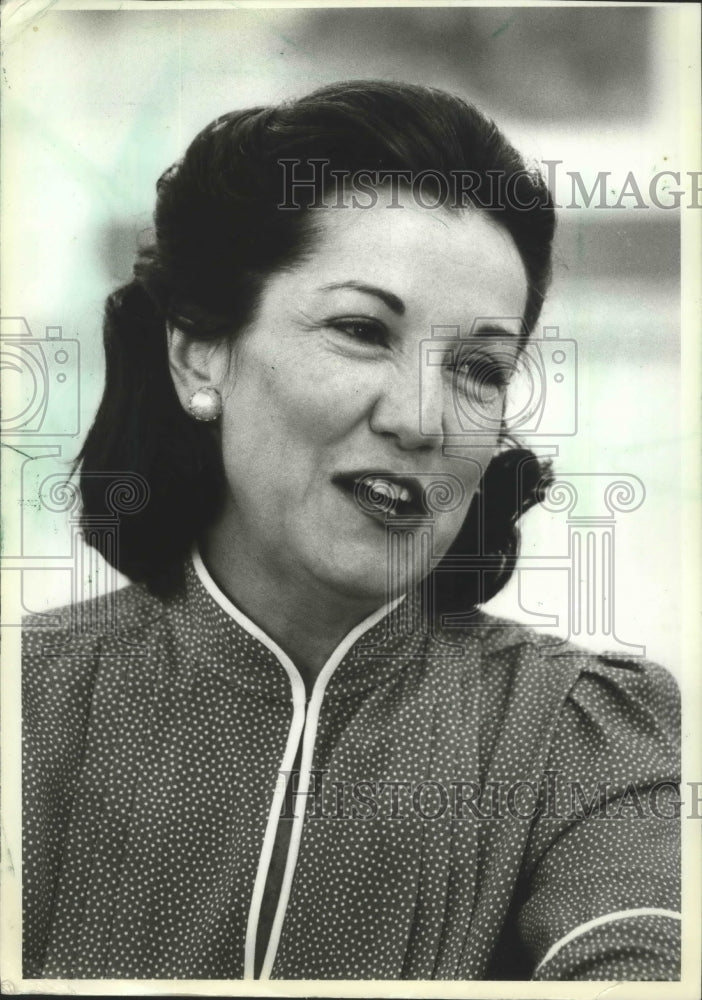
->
[188,386,222,422]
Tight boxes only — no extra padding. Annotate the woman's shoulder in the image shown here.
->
[22,582,168,682]
[21,584,177,761]
[471,607,676,683]
[490,611,678,770]
[23,579,165,635]
[440,608,679,748]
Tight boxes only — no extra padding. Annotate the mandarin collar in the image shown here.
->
[180,553,429,701]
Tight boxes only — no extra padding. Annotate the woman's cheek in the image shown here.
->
[291,363,373,431]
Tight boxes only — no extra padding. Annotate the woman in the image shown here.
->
[22,81,680,982]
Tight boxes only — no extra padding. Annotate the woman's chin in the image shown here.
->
[290,518,439,609]
[309,549,422,609]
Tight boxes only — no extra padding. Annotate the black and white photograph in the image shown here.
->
[1,1,700,994]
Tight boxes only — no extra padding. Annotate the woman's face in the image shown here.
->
[211,190,528,605]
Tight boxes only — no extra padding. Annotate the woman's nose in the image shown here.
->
[368,354,445,450]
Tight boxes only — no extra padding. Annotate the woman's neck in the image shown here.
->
[199,533,392,695]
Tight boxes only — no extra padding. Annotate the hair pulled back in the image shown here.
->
[78,79,555,608]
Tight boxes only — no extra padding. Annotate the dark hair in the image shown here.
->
[78,79,555,610]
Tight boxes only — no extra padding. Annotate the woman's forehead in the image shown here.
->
[283,194,529,319]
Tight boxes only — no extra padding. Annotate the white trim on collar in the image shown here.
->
[192,547,303,678]
[259,593,405,980]
[190,547,404,979]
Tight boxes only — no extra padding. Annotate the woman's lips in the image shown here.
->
[332,472,427,520]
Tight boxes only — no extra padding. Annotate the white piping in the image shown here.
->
[192,549,306,675]
[192,550,307,979]
[191,548,404,980]
[244,712,305,980]
[259,595,403,980]
[534,907,682,974]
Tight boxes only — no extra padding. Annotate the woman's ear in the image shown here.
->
[166,324,231,411]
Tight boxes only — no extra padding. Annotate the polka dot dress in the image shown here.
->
[22,557,680,980]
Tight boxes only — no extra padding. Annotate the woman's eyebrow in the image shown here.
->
[319,281,406,316]
[472,323,520,338]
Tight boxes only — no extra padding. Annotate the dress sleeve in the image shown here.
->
[517,653,681,981]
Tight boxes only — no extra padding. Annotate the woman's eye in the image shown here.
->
[450,351,514,393]
[329,318,387,346]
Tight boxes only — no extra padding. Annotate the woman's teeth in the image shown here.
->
[366,478,411,505]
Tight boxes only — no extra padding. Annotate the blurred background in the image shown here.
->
[1,4,692,675]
